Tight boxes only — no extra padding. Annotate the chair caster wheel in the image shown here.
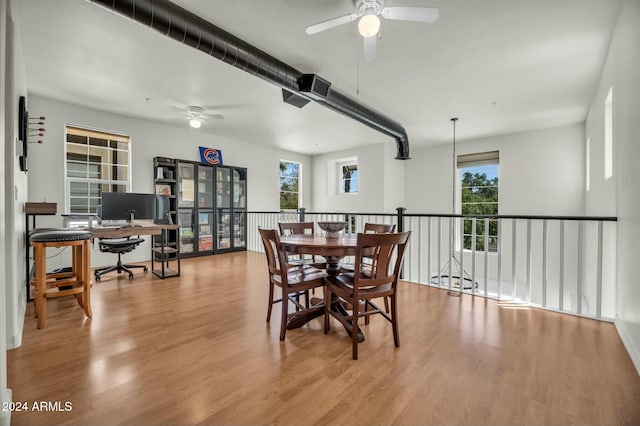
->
[128,273,134,279]
[143,267,148,272]
[95,275,101,282]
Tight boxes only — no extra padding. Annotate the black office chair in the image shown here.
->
[94,206,147,281]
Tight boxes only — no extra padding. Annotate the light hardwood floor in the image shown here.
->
[8,251,640,425]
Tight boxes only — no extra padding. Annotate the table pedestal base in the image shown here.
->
[286,296,365,342]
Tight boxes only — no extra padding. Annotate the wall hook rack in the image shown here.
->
[18,96,46,171]
[18,96,28,171]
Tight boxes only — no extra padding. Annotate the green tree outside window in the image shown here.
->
[461,165,499,251]
[280,161,300,210]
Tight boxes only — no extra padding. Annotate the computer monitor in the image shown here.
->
[100,192,157,223]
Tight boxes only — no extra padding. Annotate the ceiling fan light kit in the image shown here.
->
[183,105,223,128]
[187,106,204,128]
[358,14,380,37]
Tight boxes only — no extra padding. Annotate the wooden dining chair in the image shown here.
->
[277,222,326,269]
[278,221,315,236]
[340,223,396,270]
[340,223,396,313]
[363,222,396,234]
[259,228,327,341]
[324,231,410,360]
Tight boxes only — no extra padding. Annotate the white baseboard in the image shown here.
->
[6,282,26,349]
[9,297,25,349]
[615,316,640,376]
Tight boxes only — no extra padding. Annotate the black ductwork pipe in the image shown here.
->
[88,0,410,159]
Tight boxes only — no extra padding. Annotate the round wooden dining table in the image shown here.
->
[279,234,357,276]
[279,234,364,341]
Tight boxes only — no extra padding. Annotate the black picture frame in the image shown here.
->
[18,96,28,172]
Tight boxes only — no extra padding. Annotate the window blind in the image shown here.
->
[457,150,499,168]
[66,126,129,143]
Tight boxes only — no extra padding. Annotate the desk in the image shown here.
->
[89,224,180,279]
[279,234,363,341]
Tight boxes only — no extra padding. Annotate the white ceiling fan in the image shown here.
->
[306,0,439,62]
[183,105,224,129]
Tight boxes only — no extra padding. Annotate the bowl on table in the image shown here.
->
[317,221,348,238]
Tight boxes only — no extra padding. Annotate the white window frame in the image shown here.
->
[586,137,591,192]
[457,151,499,253]
[64,125,131,225]
[604,87,613,180]
[279,159,302,211]
[337,157,358,195]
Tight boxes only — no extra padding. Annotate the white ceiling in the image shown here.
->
[18,0,620,155]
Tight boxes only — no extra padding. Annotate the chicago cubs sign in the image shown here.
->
[199,146,223,165]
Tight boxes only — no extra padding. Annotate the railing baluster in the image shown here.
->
[418,219,422,284]
[526,219,532,304]
[498,219,503,299]
[484,218,488,296]
[471,217,476,293]
[597,221,603,318]
[448,217,453,290]
[559,221,565,312]
[459,217,465,293]
[512,219,517,301]
[427,217,431,286]
[407,218,413,280]
[437,217,442,286]
[542,219,548,308]
[577,221,584,315]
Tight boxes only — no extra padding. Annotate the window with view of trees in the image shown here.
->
[460,159,499,252]
[339,159,358,194]
[65,126,130,215]
[279,160,300,210]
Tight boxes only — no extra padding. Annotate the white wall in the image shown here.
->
[3,0,27,349]
[1,0,28,421]
[27,95,312,267]
[383,143,406,213]
[404,142,457,215]
[586,0,640,373]
[405,123,586,216]
[311,142,405,213]
[0,3,9,424]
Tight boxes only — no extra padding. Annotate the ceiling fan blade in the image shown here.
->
[363,35,376,63]
[381,7,439,23]
[206,114,224,120]
[306,13,358,35]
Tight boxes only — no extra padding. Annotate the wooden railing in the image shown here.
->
[248,210,617,321]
